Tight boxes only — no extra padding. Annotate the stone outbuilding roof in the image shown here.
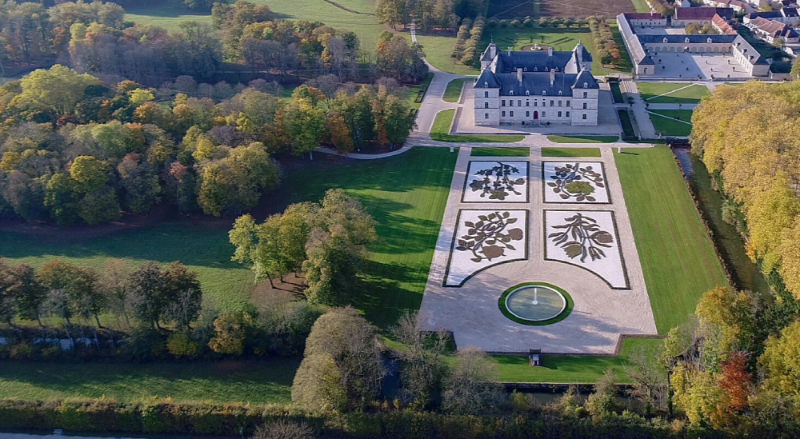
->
[674,7,734,21]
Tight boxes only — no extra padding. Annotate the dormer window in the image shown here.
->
[545,67,549,71]
[685,37,690,43]
[534,66,538,71]
[555,67,559,72]
[542,90,547,96]
[584,82,588,88]
[510,90,514,95]
[484,81,488,87]
[525,90,530,95]
[663,37,668,43]
[558,90,563,95]
[523,66,527,71]
[707,37,712,43]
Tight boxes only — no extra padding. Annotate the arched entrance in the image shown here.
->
[533,111,539,120]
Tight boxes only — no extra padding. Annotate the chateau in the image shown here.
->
[473,42,600,127]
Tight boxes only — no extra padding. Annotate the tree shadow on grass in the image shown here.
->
[355,260,430,328]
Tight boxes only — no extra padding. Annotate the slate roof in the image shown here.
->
[475,69,500,88]
[783,7,799,16]
[493,51,574,73]
[747,11,783,19]
[492,72,598,97]
[639,55,656,65]
[674,7,734,20]
[574,69,599,89]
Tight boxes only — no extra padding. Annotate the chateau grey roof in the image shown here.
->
[491,72,598,97]
[635,34,737,43]
[674,7,734,20]
[475,69,501,88]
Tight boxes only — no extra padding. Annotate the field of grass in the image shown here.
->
[546,136,618,144]
[443,78,470,103]
[283,148,457,328]
[541,147,602,157]
[649,110,693,137]
[127,0,383,53]
[686,153,769,295]
[609,81,624,104]
[471,147,530,156]
[629,0,652,13]
[0,223,254,313]
[0,359,298,405]
[616,147,729,333]
[638,83,709,104]
[413,34,480,75]
[431,109,526,143]
[493,338,664,383]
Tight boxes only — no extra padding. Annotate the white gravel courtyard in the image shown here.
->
[418,145,658,354]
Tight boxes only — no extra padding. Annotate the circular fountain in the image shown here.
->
[502,284,569,323]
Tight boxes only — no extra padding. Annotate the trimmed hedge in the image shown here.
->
[0,397,751,438]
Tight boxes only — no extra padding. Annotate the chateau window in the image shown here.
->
[558,100,562,107]
[534,100,538,106]
[525,90,530,96]
[502,111,506,117]
[509,100,513,107]
[510,90,514,95]
[566,100,570,107]
[517,100,521,106]
[583,92,587,98]
[566,111,570,117]
[526,100,529,106]
[484,91,489,98]
[582,102,587,109]
[485,113,489,119]
[526,111,530,117]
[550,100,554,106]
[558,90,563,96]
[484,102,489,108]
[582,114,587,120]
[542,111,546,117]
[584,82,588,89]
[542,90,546,96]
[558,111,562,117]
[502,100,506,106]
[510,111,514,117]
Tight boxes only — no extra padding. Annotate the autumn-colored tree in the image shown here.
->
[759,319,800,398]
[324,112,353,154]
[718,352,752,412]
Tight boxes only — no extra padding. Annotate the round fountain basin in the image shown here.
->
[504,285,566,322]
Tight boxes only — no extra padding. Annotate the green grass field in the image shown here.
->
[629,0,653,13]
[541,147,602,157]
[616,147,729,333]
[127,0,383,53]
[414,34,480,75]
[0,223,254,313]
[443,78,470,103]
[638,83,709,104]
[471,147,530,156]
[283,148,457,328]
[546,136,618,144]
[618,109,635,139]
[649,110,693,137]
[493,338,664,383]
[431,109,525,143]
[609,81,624,104]
[0,359,298,405]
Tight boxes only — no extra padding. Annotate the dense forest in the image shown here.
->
[0,1,425,226]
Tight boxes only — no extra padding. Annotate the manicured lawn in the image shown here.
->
[283,148,457,328]
[546,135,618,144]
[0,223,254,313]
[443,78,470,103]
[414,34,480,75]
[609,81,625,104]
[638,83,709,104]
[493,338,664,383]
[128,0,383,53]
[630,0,652,13]
[471,147,530,156]
[686,153,769,295]
[615,147,729,333]
[541,147,602,157]
[0,360,298,405]
[431,109,525,143]
[649,110,693,137]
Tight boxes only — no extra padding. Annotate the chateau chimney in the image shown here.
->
[517,67,523,84]
[490,44,496,59]
[548,46,553,56]
[550,68,555,86]
[508,47,511,56]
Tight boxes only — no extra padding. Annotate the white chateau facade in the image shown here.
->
[473,42,599,127]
